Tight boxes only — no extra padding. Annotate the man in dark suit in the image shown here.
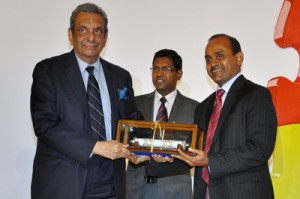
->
[173,34,277,199]
[126,49,199,199]
[30,3,142,199]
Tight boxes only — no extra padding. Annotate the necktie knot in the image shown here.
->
[156,97,168,122]
[216,89,225,99]
[160,97,167,104]
[86,66,95,75]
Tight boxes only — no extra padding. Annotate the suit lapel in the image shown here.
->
[63,51,89,118]
[211,75,245,146]
[169,91,183,122]
[204,94,216,131]
[143,92,155,121]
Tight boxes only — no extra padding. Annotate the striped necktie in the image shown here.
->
[202,89,225,185]
[145,96,168,183]
[86,66,106,140]
[156,97,168,122]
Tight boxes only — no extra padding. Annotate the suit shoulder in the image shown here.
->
[101,58,130,75]
[195,92,214,110]
[33,52,72,75]
[182,96,199,106]
[241,78,271,96]
[36,52,70,66]
[177,92,199,105]
[135,92,153,99]
[135,92,153,103]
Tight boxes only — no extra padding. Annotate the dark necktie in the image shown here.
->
[86,66,106,140]
[202,89,225,185]
[156,97,168,122]
[145,97,168,183]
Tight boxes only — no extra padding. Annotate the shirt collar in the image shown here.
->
[74,53,100,74]
[217,73,241,93]
[154,89,177,106]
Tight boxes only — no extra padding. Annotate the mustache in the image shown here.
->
[211,64,223,70]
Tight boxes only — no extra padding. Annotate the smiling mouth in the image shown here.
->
[156,79,165,83]
[212,68,222,73]
[84,45,97,49]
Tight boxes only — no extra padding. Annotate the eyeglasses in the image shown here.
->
[150,66,176,73]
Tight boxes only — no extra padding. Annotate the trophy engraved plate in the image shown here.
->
[116,120,204,156]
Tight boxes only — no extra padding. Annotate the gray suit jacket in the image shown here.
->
[126,91,199,199]
[193,75,277,199]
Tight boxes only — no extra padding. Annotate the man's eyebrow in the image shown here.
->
[77,25,87,28]
[215,50,225,54]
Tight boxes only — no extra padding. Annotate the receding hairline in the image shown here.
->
[69,3,108,34]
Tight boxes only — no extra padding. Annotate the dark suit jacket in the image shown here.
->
[30,50,141,199]
[126,91,199,199]
[193,75,277,199]
[136,91,199,176]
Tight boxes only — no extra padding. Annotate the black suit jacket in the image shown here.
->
[193,75,277,199]
[30,50,141,199]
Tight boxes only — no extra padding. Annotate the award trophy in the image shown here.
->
[116,120,203,157]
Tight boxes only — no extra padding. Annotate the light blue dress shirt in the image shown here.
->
[75,55,112,140]
[217,73,242,106]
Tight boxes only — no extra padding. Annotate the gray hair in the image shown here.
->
[70,3,108,34]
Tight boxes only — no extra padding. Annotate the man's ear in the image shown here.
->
[177,70,183,81]
[235,52,244,66]
[68,28,73,46]
[103,33,108,47]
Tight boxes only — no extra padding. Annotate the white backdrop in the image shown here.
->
[0,0,298,198]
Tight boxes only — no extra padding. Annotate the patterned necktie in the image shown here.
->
[145,96,168,182]
[86,66,106,140]
[202,89,225,185]
[156,97,168,122]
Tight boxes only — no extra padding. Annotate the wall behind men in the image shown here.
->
[0,0,297,198]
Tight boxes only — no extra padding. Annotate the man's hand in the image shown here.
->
[92,140,134,160]
[130,155,150,164]
[171,148,208,167]
[152,154,174,163]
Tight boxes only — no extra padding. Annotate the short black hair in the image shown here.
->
[152,49,182,71]
[208,34,242,55]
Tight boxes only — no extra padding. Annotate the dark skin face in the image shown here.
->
[205,36,244,86]
[152,57,182,96]
[68,12,107,64]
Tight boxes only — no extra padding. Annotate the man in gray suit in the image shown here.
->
[126,49,199,199]
[173,34,277,199]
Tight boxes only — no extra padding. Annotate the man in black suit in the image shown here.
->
[173,34,277,199]
[30,3,141,199]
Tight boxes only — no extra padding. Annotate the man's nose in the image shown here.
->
[87,31,96,42]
